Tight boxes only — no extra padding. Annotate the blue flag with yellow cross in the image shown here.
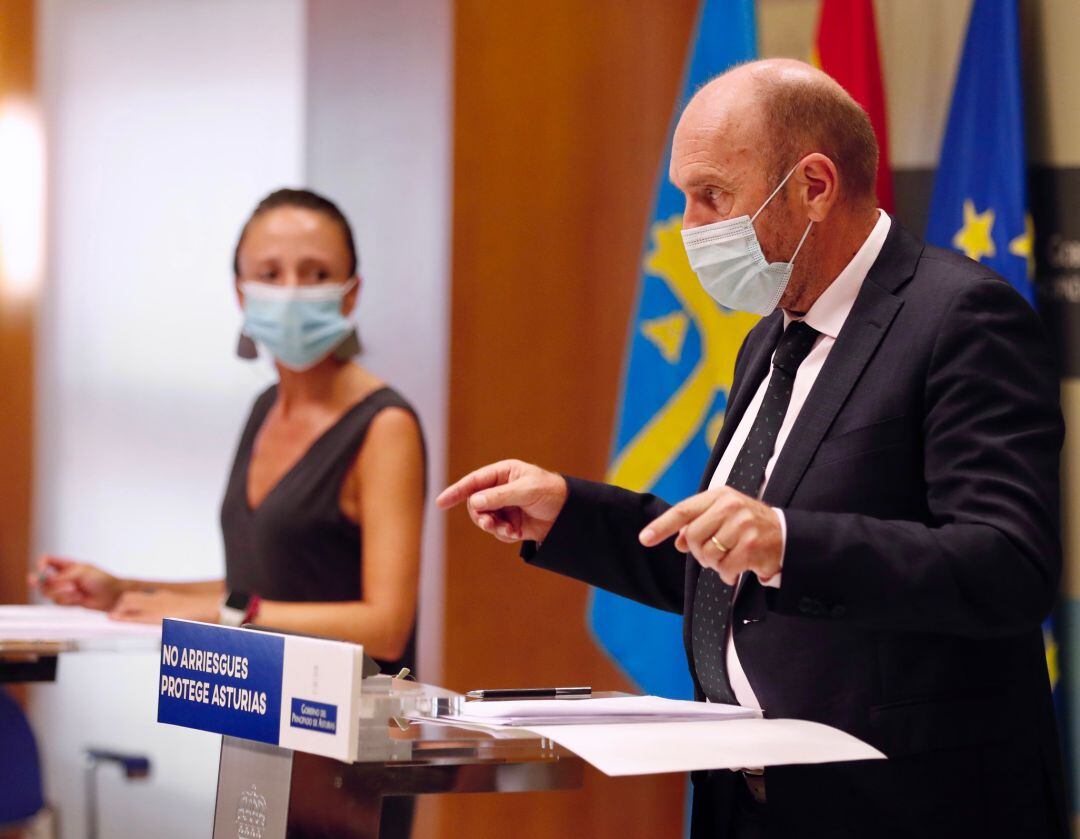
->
[588,0,758,699]
[926,0,1058,703]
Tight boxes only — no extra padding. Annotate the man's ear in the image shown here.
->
[797,153,840,223]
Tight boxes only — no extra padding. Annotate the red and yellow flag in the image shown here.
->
[813,0,894,212]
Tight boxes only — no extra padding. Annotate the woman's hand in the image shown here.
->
[109,590,220,625]
[29,556,126,611]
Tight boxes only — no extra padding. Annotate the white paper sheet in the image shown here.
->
[0,604,161,648]
[445,695,759,726]
[407,719,536,740]
[523,717,885,776]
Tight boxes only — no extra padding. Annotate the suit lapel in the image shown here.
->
[761,221,922,508]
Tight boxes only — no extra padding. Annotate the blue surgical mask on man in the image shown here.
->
[681,163,814,316]
[239,279,357,371]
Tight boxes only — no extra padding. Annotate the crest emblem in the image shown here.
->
[235,784,268,838]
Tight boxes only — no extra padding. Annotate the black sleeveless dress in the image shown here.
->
[220,384,422,676]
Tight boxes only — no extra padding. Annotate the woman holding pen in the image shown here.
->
[32,188,425,679]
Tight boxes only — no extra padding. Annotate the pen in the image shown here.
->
[465,686,592,700]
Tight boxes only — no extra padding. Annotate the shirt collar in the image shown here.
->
[783,209,892,339]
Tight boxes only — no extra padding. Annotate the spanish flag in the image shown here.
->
[812,0,894,212]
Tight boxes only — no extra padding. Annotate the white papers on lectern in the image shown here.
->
[444,695,760,726]
[527,718,886,776]
[425,695,885,776]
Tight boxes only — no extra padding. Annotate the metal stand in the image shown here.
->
[212,680,584,839]
[83,748,151,839]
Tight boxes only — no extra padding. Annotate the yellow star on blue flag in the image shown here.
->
[1009,213,1035,279]
[926,0,1034,304]
[952,199,996,263]
[926,0,1058,727]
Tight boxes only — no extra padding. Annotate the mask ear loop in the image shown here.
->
[333,276,363,361]
[750,161,814,264]
[751,161,802,224]
[788,220,814,263]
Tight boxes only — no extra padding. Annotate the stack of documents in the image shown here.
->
[443,695,759,727]
[0,605,161,649]
[525,718,885,776]
[419,694,885,776]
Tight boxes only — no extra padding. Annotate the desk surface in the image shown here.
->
[1,604,160,682]
[0,604,161,647]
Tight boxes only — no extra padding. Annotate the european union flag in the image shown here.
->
[588,0,758,699]
[926,0,1059,712]
[926,0,1033,302]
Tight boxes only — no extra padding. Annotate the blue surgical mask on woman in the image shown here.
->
[681,163,814,316]
[239,279,357,371]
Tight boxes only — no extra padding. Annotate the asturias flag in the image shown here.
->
[588,0,758,699]
[812,0,894,213]
[926,0,1056,701]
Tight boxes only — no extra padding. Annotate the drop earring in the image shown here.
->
[236,332,258,360]
[333,327,362,361]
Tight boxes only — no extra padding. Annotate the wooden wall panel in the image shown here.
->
[435,2,697,836]
[0,0,36,611]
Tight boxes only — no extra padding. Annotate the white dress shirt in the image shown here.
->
[707,210,892,712]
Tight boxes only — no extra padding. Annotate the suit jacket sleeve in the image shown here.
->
[521,476,685,614]
[519,323,763,616]
[777,277,1064,638]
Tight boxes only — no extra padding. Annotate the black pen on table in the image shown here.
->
[465,686,592,700]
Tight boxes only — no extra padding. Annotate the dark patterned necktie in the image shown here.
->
[691,320,820,703]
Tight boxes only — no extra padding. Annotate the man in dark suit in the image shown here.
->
[438,58,1066,838]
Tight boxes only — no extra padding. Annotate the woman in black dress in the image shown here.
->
[33,188,425,677]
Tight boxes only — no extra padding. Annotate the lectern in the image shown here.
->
[211,677,583,839]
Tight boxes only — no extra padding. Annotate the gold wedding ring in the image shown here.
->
[710,535,729,553]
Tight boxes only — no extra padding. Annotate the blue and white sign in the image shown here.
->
[158,619,364,761]
[290,698,337,734]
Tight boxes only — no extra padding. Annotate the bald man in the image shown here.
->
[440,60,1066,838]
